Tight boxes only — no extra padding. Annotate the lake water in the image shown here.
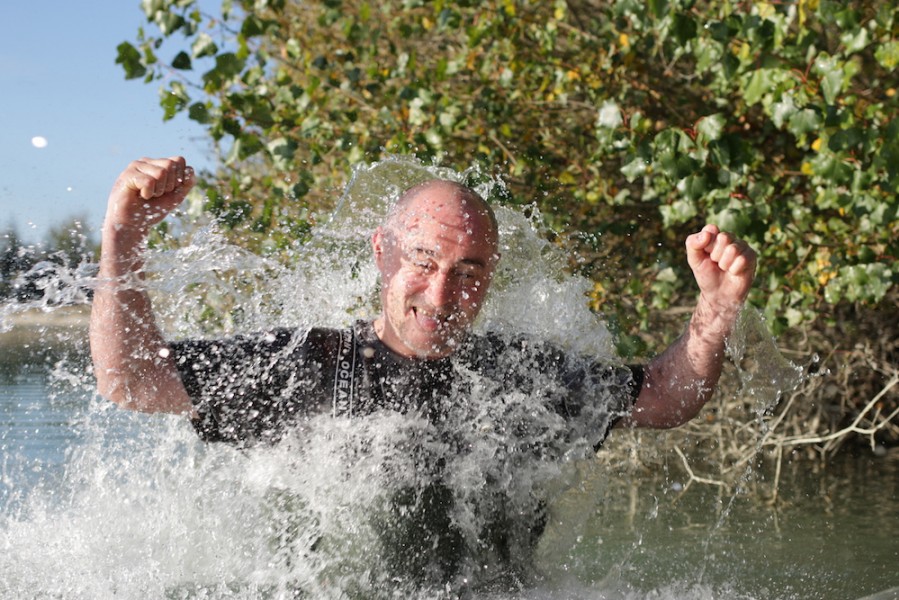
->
[1,310,897,600]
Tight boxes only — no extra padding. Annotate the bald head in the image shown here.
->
[371,179,500,358]
[384,180,498,248]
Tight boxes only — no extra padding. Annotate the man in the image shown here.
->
[90,156,756,588]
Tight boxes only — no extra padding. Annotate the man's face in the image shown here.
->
[372,183,498,359]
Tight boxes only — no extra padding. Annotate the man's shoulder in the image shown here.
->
[169,324,351,362]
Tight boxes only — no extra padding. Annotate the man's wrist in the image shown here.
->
[99,223,149,277]
[691,293,743,338]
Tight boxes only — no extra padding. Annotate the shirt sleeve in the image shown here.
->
[556,357,645,452]
[169,328,332,445]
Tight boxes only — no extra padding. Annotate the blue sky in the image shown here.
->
[0,1,214,244]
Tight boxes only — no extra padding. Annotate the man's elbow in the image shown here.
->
[618,398,705,430]
[93,366,139,410]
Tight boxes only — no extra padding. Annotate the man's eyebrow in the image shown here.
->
[457,258,487,269]
[405,246,488,268]
[406,246,437,259]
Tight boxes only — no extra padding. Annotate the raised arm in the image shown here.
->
[90,157,195,414]
[620,224,757,429]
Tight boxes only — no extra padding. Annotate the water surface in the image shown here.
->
[2,314,896,599]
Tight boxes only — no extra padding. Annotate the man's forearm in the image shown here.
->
[623,294,740,429]
[90,228,193,414]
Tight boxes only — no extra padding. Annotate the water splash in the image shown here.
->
[0,156,813,599]
[726,307,805,420]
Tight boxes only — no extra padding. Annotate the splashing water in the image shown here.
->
[1,157,829,600]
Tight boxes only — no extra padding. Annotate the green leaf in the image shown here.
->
[814,55,843,104]
[172,51,192,70]
[648,0,668,19]
[828,127,864,152]
[810,153,853,184]
[840,27,869,54]
[770,94,797,128]
[659,198,698,227]
[787,108,821,138]
[875,41,899,71]
[826,263,895,303]
[696,114,725,143]
[192,32,218,58]
[140,0,164,20]
[705,19,734,44]
[621,156,648,182]
[672,13,697,45]
[188,101,211,124]
[160,81,189,121]
[267,137,298,170]
[116,41,147,80]
[157,12,186,36]
[202,53,245,91]
[743,68,777,106]
[597,100,622,129]
[678,172,708,201]
[241,15,267,38]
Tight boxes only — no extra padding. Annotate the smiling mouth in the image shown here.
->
[412,307,453,332]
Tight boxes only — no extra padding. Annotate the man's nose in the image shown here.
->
[425,272,456,308]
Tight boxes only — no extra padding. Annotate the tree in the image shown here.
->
[0,228,36,300]
[45,215,98,269]
[119,0,897,342]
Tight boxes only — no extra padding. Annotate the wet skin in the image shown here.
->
[371,181,499,359]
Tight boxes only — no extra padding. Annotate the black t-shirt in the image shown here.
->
[169,320,643,589]
[170,320,643,448]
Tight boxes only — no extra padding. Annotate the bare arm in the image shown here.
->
[620,224,757,429]
[90,157,195,415]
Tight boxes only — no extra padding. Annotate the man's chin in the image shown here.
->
[405,332,460,359]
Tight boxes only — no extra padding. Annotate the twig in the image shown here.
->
[674,446,726,493]
[767,373,899,451]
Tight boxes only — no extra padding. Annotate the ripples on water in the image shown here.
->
[1,158,897,599]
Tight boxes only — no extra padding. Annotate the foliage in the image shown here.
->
[119,0,897,348]
[0,220,98,303]
[0,229,36,300]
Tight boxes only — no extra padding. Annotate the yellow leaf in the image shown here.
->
[757,2,775,19]
[422,17,433,30]
[801,162,814,175]
[811,138,822,151]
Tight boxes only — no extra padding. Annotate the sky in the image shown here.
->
[0,1,215,244]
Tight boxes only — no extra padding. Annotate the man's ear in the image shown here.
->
[372,227,385,270]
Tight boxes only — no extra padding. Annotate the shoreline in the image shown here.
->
[0,304,91,347]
